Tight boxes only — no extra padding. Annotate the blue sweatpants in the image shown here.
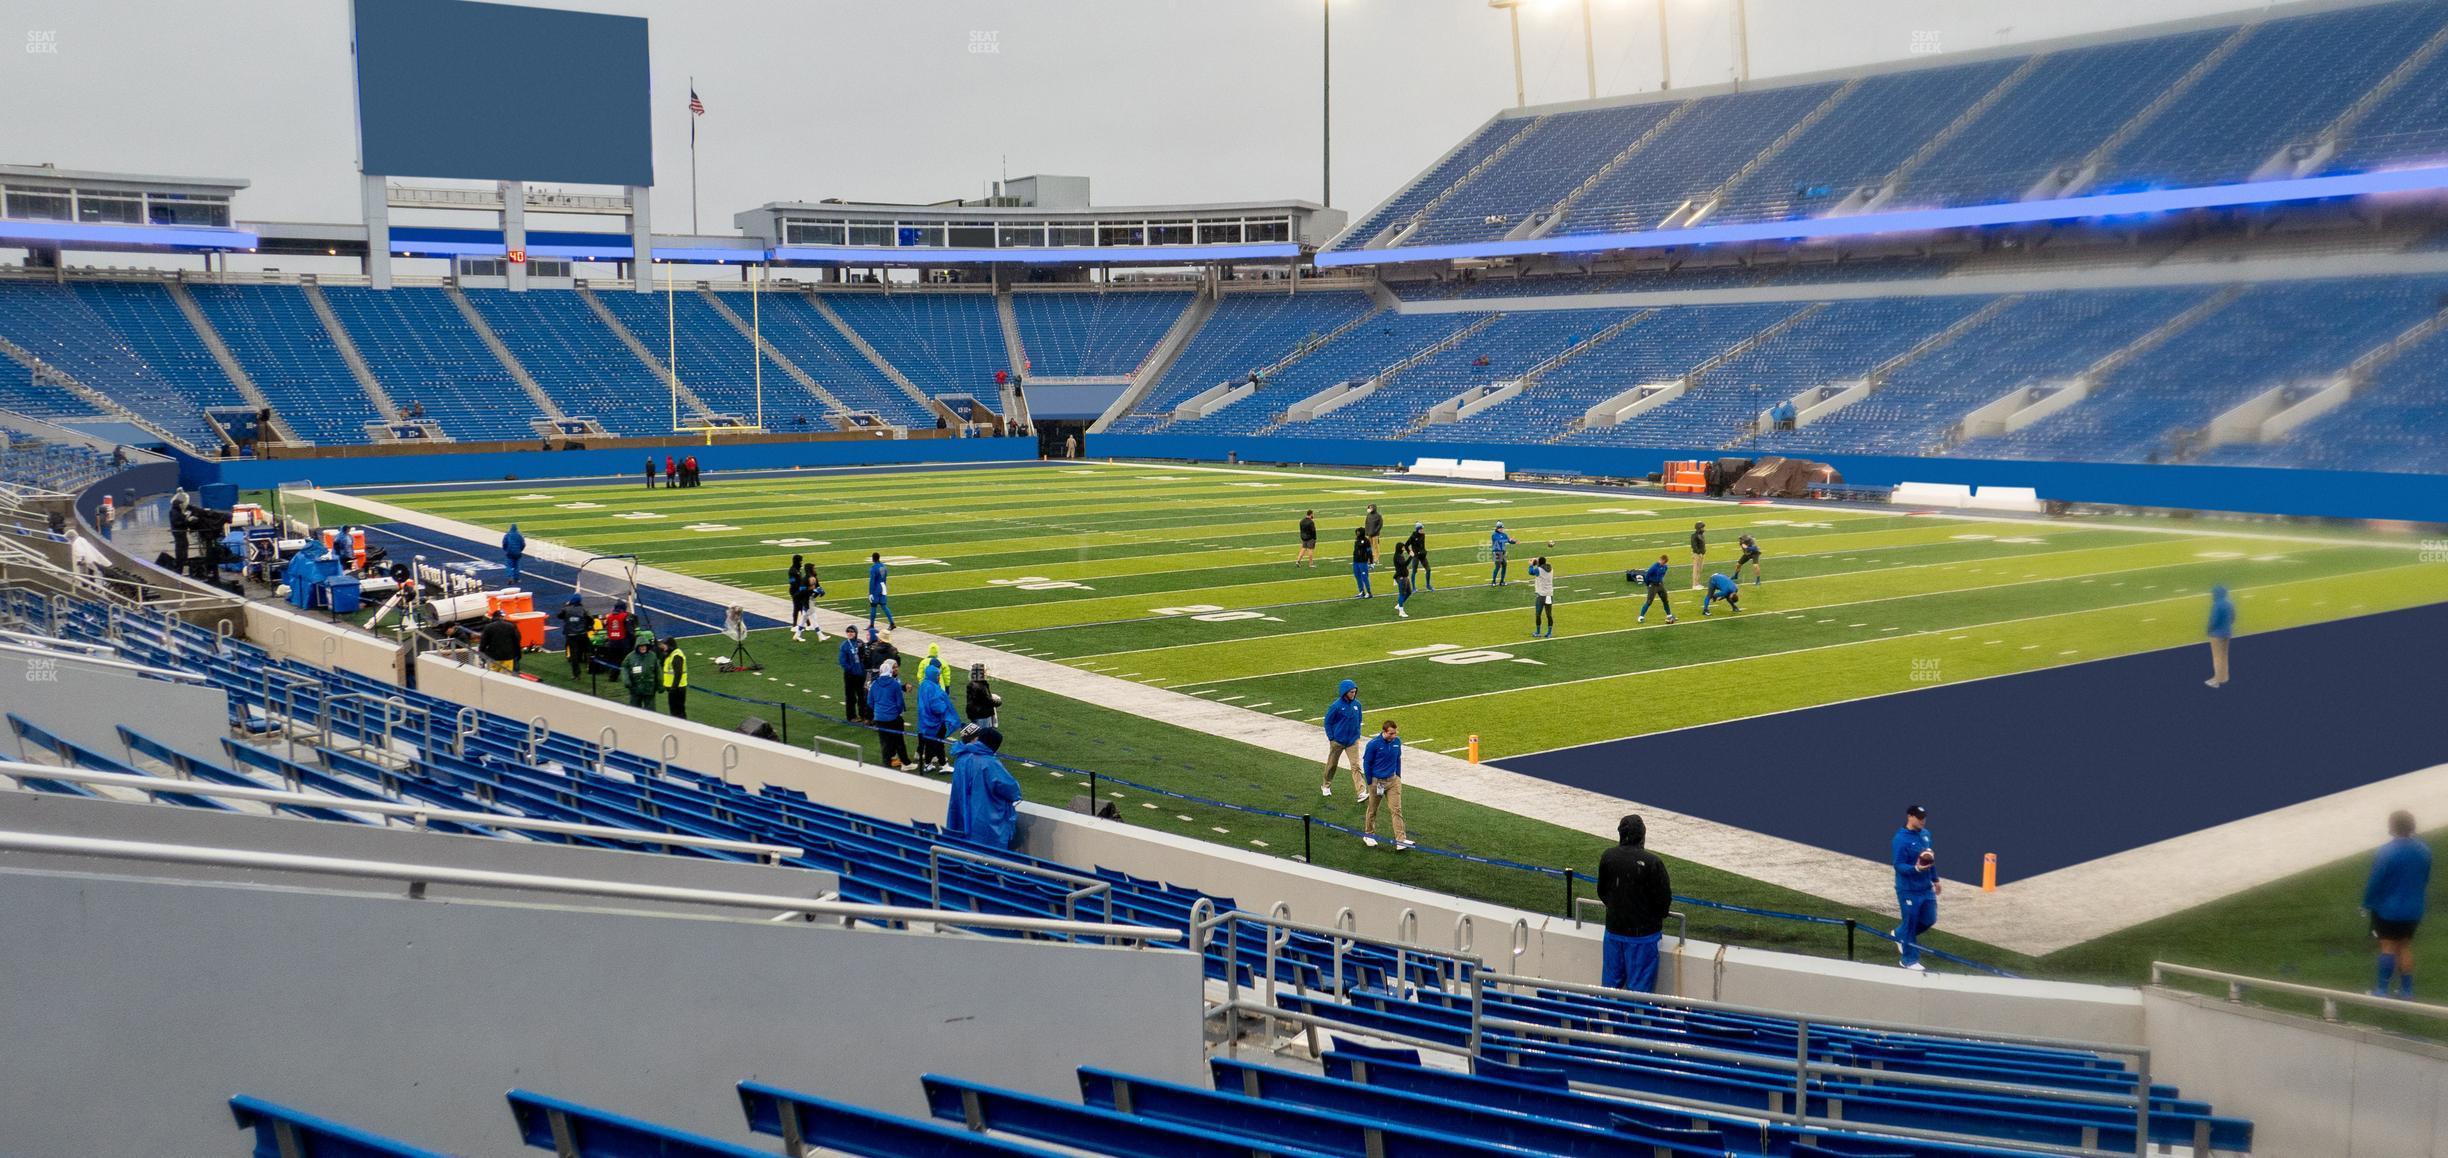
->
[504,555,522,584]
[869,597,895,629]
[1896,894,1938,967]
[1353,562,1373,597]
[1602,931,1660,992]
[1491,556,1508,584]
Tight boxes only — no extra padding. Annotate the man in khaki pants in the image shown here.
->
[1321,678,1365,798]
[1361,720,1410,850]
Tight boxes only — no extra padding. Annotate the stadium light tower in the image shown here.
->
[1323,0,1332,206]
[1489,0,1600,107]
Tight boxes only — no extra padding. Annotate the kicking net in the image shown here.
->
[574,553,639,618]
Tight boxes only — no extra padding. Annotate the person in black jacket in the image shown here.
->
[1597,814,1673,993]
[965,662,1001,728]
[1405,523,1433,590]
[1688,522,1708,589]
[1296,510,1318,568]
[476,611,524,675]
[556,596,595,679]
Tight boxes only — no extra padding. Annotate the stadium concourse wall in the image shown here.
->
[413,652,2146,1045]
[1095,434,2448,524]
[168,436,1039,490]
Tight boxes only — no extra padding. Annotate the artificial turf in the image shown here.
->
[340,462,2448,1001]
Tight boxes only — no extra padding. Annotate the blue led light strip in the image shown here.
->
[1315,165,2448,267]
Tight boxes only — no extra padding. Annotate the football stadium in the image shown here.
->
[3,0,2446,1153]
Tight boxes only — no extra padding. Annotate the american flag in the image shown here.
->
[688,86,705,116]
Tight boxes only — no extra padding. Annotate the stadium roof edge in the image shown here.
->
[1486,0,2400,123]
[0,164,249,193]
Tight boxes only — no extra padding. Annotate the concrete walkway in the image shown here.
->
[312,477,2448,957]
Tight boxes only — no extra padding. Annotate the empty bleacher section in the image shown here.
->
[823,290,1010,396]
[184,284,384,445]
[1332,0,2448,253]
[1008,289,1193,377]
[750,294,935,427]
[1574,297,1985,448]
[1108,290,1376,432]
[460,287,680,436]
[1171,310,1480,436]
[2202,320,2448,472]
[1958,276,2448,463]
[317,286,537,440]
[589,288,771,422]
[1448,302,1798,440]
[0,280,228,447]
[1752,288,2209,458]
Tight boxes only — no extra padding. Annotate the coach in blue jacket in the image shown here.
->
[1321,678,1364,799]
[837,629,868,722]
[1892,804,1938,971]
[2367,810,2432,998]
[947,727,1022,849]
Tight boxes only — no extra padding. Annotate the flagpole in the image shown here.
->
[689,75,699,235]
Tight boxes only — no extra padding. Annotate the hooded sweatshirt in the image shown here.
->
[837,635,866,676]
[2206,586,2236,639]
[922,644,953,692]
[502,525,525,558]
[946,737,1023,848]
[1323,679,1363,746]
[1597,817,1673,938]
[916,678,959,740]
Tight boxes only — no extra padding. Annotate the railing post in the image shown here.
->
[1302,814,1313,864]
[2133,1047,2152,1158]
[1792,1018,1811,1125]
[1561,867,1574,917]
[1845,918,1856,962]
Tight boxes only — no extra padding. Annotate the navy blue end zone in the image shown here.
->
[1494,602,2448,880]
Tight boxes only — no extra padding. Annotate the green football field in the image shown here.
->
[371,460,2448,761]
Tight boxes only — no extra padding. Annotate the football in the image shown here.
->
[1917,850,1937,869]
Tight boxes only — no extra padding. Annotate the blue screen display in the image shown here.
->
[353,0,652,187]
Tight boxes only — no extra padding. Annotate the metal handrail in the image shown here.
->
[0,830,1182,944]
[926,843,1115,932]
[0,764,802,862]
[811,735,861,765]
[1200,905,1487,1061]
[2152,960,2448,1024]
[1474,969,2153,1157]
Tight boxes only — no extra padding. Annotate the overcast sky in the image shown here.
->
[4,0,2279,233]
